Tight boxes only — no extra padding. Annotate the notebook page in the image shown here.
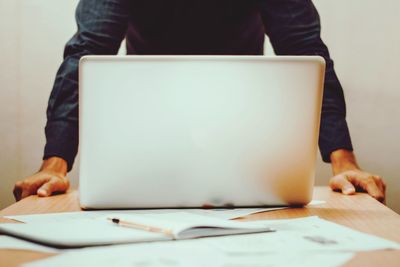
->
[107,212,271,238]
[0,217,170,248]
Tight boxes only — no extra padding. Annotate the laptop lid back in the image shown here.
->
[78,56,325,209]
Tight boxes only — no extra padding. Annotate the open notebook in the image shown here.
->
[0,212,274,248]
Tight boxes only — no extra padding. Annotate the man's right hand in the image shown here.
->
[13,157,70,201]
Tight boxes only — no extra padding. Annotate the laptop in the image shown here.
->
[78,56,325,209]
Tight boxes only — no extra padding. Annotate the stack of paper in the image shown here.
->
[18,216,400,267]
[0,206,398,267]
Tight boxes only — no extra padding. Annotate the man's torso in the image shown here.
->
[125,1,265,55]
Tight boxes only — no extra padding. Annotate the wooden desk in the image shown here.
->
[1,186,399,267]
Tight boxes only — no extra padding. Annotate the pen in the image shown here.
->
[107,217,174,238]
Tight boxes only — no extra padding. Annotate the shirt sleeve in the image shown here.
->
[44,0,129,171]
[257,0,353,162]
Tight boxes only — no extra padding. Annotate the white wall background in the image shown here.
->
[1,0,399,212]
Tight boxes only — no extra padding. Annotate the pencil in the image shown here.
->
[107,217,174,238]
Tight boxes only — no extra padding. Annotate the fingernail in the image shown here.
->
[38,189,48,196]
[343,188,354,195]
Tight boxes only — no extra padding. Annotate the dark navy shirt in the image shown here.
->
[44,0,353,171]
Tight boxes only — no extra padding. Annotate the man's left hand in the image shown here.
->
[329,149,386,203]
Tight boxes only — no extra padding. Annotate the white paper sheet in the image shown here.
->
[4,199,326,224]
[4,200,326,224]
[3,207,284,224]
[0,235,59,253]
[187,207,286,219]
[204,216,400,253]
[21,214,400,267]
[22,238,353,267]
